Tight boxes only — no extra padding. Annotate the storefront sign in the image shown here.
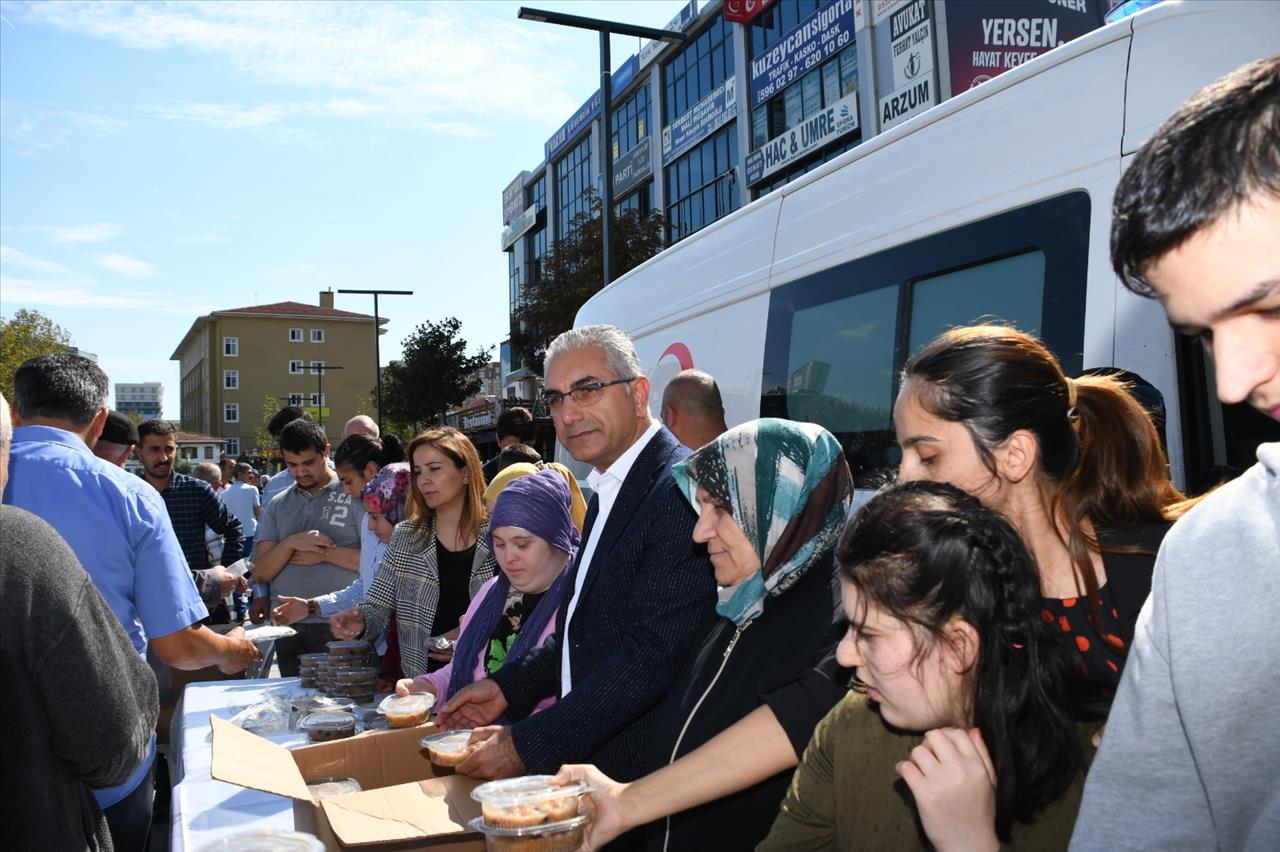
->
[745,91,859,185]
[545,89,601,162]
[871,0,910,25]
[945,0,1104,93]
[612,54,640,97]
[725,0,776,25]
[878,0,936,130]
[613,135,653,196]
[749,0,856,109]
[500,204,538,251]
[640,1,699,69]
[662,75,737,164]
[501,172,527,226]
[463,408,495,430]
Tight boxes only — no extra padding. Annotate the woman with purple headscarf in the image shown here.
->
[396,468,578,714]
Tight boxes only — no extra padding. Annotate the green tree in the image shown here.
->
[0,308,74,399]
[254,395,281,457]
[512,190,665,374]
[380,317,492,428]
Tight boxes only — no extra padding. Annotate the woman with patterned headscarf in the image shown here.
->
[556,419,853,851]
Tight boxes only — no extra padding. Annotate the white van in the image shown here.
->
[573,0,1279,493]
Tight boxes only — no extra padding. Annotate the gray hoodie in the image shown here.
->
[1070,442,1280,851]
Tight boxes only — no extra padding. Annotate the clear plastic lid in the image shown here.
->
[290,696,355,715]
[378,693,435,715]
[299,711,356,732]
[467,814,588,837]
[334,667,380,684]
[470,775,590,809]
[305,777,363,800]
[419,730,474,753]
[196,829,325,851]
[326,639,370,654]
[297,653,329,665]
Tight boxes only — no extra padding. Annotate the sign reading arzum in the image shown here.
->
[878,0,936,131]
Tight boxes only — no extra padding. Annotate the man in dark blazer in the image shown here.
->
[439,325,717,785]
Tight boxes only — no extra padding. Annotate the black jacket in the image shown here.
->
[643,548,846,851]
[1,506,159,852]
[492,427,718,781]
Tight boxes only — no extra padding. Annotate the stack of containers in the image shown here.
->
[297,653,327,690]
[324,639,372,702]
[469,776,592,851]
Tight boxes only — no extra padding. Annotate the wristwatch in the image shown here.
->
[307,599,319,616]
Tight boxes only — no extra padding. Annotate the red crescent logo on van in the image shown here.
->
[658,342,694,370]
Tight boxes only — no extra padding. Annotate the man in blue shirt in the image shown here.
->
[3,353,259,852]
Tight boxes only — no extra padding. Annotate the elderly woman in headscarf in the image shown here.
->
[554,419,853,851]
[397,469,579,716]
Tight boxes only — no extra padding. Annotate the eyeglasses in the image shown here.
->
[541,377,635,412]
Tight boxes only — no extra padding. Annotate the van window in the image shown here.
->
[907,250,1046,354]
[762,193,1089,486]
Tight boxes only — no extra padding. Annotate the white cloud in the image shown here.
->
[0,275,214,314]
[0,102,128,155]
[0,244,76,276]
[173,230,230,246]
[20,0,583,141]
[95,253,156,276]
[45,222,126,244]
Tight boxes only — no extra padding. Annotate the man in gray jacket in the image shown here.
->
[1070,57,1280,851]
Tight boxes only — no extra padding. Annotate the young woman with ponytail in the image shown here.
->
[895,325,1190,713]
[760,481,1086,851]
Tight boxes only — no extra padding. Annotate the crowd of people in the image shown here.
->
[2,56,1277,852]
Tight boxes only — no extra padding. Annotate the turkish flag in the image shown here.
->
[724,0,777,25]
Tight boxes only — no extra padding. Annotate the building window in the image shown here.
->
[309,360,325,375]
[663,15,734,124]
[310,393,326,406]
[289,327,303,342]
[289,360,304,374]
[751,42,859,154]
[225,438,240,457]
[288,393,304,407]
[224,403,239,423]
[181,447,197,460]
[525,173,549,273]
[665,122,739,243]
[223,337,238,357]
[509,252,521,313]
[204,446,214,460]
[556,133,593,238]
[750,0,826,56]
[310,329,325,343]
[225,370,239,390]
[616,182,654,217]
[611,84,650,161]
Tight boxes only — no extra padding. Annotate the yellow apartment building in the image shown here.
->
[170,290,386,459]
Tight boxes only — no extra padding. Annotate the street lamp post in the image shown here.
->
[310,364,343,428]
[517,7,686,287]
[336,288,413,433]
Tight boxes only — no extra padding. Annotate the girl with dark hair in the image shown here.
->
[896,324,1189,713]
[331,427,498,677]
[760,480,1087,851]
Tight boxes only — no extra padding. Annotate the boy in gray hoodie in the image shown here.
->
[1070,57,1280,851]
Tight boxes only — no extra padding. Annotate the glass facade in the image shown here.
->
[664,122,739,243]
[555,134,593,237]
[525,172,549,277]
[750,0,828,56]
[751,41,858,153]
[617,182,653,217]
[611,85,650,161]
[664,15,734,123]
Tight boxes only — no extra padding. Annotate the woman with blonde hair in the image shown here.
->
[331,427,497,677]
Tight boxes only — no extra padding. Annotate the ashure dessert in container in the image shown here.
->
[471,775,588,828]
[300,711,356,742]
[378,693,434,728]
[468,814,588,852]
[326,639,371,657]
[419,730,478,772]
[305,777,363,800]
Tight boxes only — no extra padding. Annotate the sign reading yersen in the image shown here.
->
[746,91,859,185]
[946,0,1104,93]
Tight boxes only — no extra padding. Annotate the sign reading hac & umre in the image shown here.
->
[745,91,859,186]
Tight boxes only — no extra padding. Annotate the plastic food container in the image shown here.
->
[468,815,588,852]
[334,667,379,685]
[378,693,434,728]
[196,828,325,851]
[326,639,371,657]
[471,775,587,828]
[300,711,356,742]
[419,730,477,771]
[305,777,363,800]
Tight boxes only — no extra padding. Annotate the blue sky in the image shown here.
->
[0,0,687,418]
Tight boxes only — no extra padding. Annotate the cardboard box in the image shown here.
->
[211,715,484,851]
